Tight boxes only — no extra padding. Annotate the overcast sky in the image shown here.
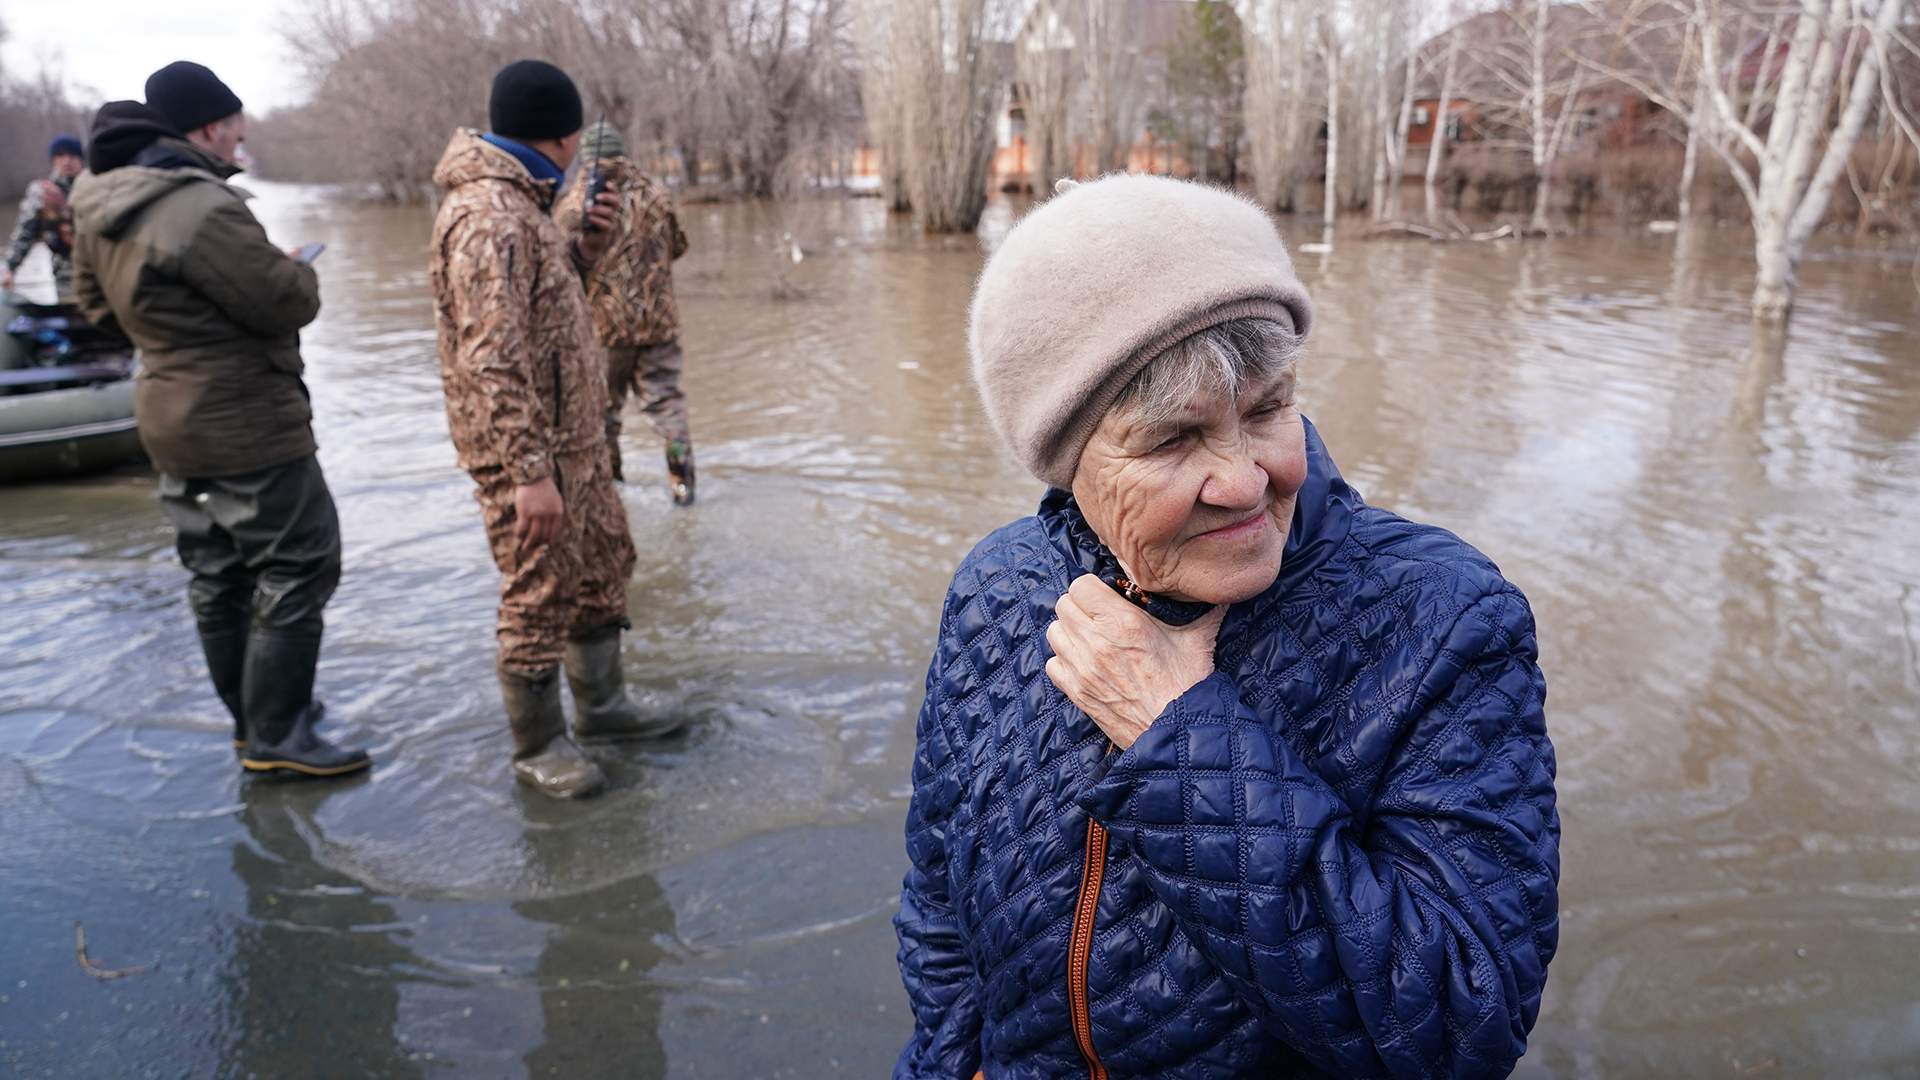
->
[3,0,307,113]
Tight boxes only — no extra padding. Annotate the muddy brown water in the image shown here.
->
[2,187,1917,1078]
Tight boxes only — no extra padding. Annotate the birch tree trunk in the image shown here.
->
[854,0,912,212]
[1425,28,1459,221]
[1578,0,1906,317]
[1018,0,1077,194]
[1384,1,1419,220]
[1244,0,1314,212]
[1084,0,1140,172]
[1679,80,1705,224]
[1528,0,1554,231]
[1282,10,1313,209]
[1323,13,1341,230]
[1738,0,1904,317]
[1369,1,1395,217]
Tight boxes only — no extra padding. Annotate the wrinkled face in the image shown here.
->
[192,113,247,164]
[52,153,83,179]
[1071,365,1307,606]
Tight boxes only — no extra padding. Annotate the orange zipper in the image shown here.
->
[1068,814,1110,1080]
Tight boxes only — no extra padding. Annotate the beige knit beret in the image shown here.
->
[968,174,1313,489]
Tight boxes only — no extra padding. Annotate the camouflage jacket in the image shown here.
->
[553,157,688,348]
[429,130,609,486]
[7,169,75,271]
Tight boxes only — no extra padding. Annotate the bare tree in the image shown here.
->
[1709,0,1906,315]
[1367,1,1422,218]
[1083,0,1147,172]
[1018,0,1079,192]
[1244,0,1317,211]
[0,32,93,199]
[1320,7,1343,229]
[265,0,861,201]
[1585,0,1912,318]
[880,0,1014,233]
[1474,0,1595,231]
[1424,20,1464,220]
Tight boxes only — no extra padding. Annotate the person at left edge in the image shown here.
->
[69,63,370,778]
[429,59,685,802]
[2,134,84,300]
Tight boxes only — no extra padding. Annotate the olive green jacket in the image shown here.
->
[71,139,321,478]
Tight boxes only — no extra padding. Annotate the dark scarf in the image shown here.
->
[481,132,565,206]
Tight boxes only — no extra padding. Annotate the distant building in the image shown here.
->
[1404,1,1687,175]
[996,0,1234,191]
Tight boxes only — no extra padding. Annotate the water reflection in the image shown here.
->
[516,799,670,1078]
[226,779,425,1078]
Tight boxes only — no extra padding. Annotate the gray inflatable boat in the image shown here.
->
[0,294,145,484]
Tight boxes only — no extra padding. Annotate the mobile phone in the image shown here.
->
[293,243,327,265]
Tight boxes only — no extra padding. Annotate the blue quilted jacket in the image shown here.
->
[895,419,1559,1079]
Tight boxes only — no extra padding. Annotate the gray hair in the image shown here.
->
[1111,316,1301,426]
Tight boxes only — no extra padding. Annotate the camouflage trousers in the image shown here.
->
[605,340,690,475]
[472,448,637,672]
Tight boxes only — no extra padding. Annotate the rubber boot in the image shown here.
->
[564,627,686,741]
[666,441,695,507]
[239,629,372,778]
[500,666,605,799]
[196,622,248,752]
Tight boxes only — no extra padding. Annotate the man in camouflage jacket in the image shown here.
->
[429,60,683,800]
[3,135,85,300]
[553,121,695,503]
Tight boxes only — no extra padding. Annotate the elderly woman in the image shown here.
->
[894,176,1559,1080]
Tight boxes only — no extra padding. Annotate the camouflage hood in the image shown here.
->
[431,129,556,208]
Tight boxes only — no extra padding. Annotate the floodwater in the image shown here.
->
[2,185,1918,1079]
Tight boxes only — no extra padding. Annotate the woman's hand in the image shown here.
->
[1045,574,1226,750]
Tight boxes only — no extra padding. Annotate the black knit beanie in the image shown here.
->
[489,60,584,141]
[145,61,244,134]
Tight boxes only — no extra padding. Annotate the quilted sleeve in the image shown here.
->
[1079,587,1558,1079]
[893,613,984,1080]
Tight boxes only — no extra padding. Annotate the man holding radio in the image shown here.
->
[69,62,369,778]
[553,121,695,503]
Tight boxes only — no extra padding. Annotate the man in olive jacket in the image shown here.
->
[70,63,368,778]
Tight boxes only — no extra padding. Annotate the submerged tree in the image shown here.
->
[1586,0,1912,319]
[878,0,1014,233]
[1472,0,1597,231]
[269,0,860,200]
[1244,0,1317,212]
[1017,0,1079,193]
[1158,0,1247,184]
